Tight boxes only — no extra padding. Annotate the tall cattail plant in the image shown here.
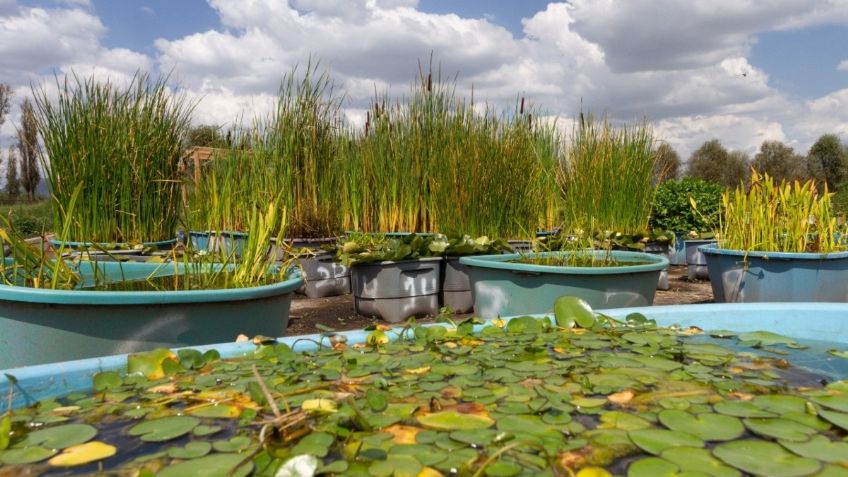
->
[33,72,194,243]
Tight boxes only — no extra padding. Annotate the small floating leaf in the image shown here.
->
[661,447,740,477]
[554,296,595,328]
[628,429,704,455]
[48,441,116,467]
[0,446,57,465]
[24,423,97,449]
[417,410,494,430]
[128,415,200,442]
[779,435,848,462]
[168,441,212,459]
[127,348,178,380]
[743,418,818,442]
[157,453,254,477]
[92,371,122,392]
[658,410,744,441]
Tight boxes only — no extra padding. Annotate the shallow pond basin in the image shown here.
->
[3,303,848,476]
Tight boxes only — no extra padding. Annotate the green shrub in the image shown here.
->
[650,177,722,233]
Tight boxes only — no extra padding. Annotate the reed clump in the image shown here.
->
[33,72,194,244]
[719,169,845,253]
[556,115,657,235]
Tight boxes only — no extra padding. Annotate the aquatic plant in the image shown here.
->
[32,72,194,243]
[718,169,845,253]
[651,177,723,234]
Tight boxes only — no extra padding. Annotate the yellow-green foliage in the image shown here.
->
[719,169,844,253]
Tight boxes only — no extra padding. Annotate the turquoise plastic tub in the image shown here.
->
[702,244,848,302]
[3,302,847,411]
[0,260,303,369]
[188,230,249,257]
[460,251,668,318]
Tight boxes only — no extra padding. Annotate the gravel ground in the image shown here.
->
[286,265,713,335]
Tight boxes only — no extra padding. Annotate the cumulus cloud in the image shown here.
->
[839,60,848,71]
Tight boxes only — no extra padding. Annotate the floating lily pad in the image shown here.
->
[752,395,808,415]
[193,425,222,437]
[628,429,704,455]
[627,456,710,477]
[661,447,740,477]
[744,418,818,442]
[810,395,848,413]
[48,441,116,467]
[157,453,254,477]
[24,423,98,449]
[0,446,58,465]
[817,409,848,431]
[554,296,595,329]
[779,435,848,462]
[213,435,252,453]
[713,400,777,418]
[600,411,652,431]
[713,440,821,477]
[658,410,744,441]
[417,410,494,430]
[128,416,200,442]
[369,454,423,477]
[485,460,523,477]
[167,441,212,459]
[188,404,241,419]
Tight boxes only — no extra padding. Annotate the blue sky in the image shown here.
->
[3,0,848,157]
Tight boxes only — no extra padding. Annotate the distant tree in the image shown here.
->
[0,83,11,130]
[185,124,228,149]
[17,98,40,200]
[6,145,19,199]
[685,139,749,188]
[806,134,847,190]
[653,142,681,183]
[751,140,807,183]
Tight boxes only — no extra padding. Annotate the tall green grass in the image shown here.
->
[33,72,194,243]
[337,67,559,238]
[557,116,657,234]
[188,62,343,238]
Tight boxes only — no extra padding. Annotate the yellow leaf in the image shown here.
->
[607,390,635,405]
[491,318,506,328]
[384,424,422,444]
[48,441,117,467]
[127,348,177,380]
[405,366,431,375]
[302,399,337,413]
[417,468,444,477]
[576,467,613,477]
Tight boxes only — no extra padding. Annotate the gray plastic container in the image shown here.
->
[685,239,716,280]
[351,257,443,323]
[507,240,534,253]
[440,257,473,313]
[297,252,351,298]
[644,241,670,290]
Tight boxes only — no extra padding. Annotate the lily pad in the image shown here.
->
[157,453,254,477]
[212,435,252,453]
[658,410,744,441]
[737,331,797,347]
[554,296,595,328]
[600,411,652,431]
[661,447,740,477]
[743,418,818,442]
[627,457,711,477]
[779,435,848,462]
[628,429,704,455]
[417,410,494,430]
[817,409,848,431]
[48,441,117,467]
[128,415,200,442]
[485,461,523,477]
[810,395,848,413]
[167,441,212,459]
[24,423,98,449]
[752,395,808,415]
[713,400,777,418]
[188,404,241,419]
[0,446,58,465]
[713,440,821,477]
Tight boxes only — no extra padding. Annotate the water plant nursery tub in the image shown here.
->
[702,245,848,302]
[0,261,303,369]
[460,251,668,319]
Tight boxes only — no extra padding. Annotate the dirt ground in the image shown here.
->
[286,265,713,335]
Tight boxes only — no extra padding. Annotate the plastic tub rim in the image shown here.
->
[49,237,178,249]
[700,243,848,261]
[350,256,444,267]
[459,250,669,275]
[0,270,304,305]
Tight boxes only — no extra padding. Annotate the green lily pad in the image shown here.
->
[713,440,821,477]
[128,416,200,442]
[627,456,711,477]
[193,425,222,437]
[661,447,741,477]
[318,460,349,474]
[554,296,595,328]
[743,418,818,442]
[0,446,58,465]
[485,461,523,477]
[167,441,212,459]
[92,371,123,392]
[157,453,254,477]
[713,400,777,418]
[737,331,798,347]
[628,429,704,455]
[600,411,652,431]
[658,410,744,441]
[417,410,494,430]
[752,395,808,415]
[779,435,848,462]
[811,395,848,413]
[212,435,252,453]
[449,428,498,446]
[291,432,334,457]
[24,423,98,449]
[814,465,848,477]
[818,409,848,431]
[368,454,422,477]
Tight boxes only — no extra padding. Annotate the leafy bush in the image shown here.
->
[650,177,723,233]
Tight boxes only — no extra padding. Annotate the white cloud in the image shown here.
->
[839,60,848,71]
